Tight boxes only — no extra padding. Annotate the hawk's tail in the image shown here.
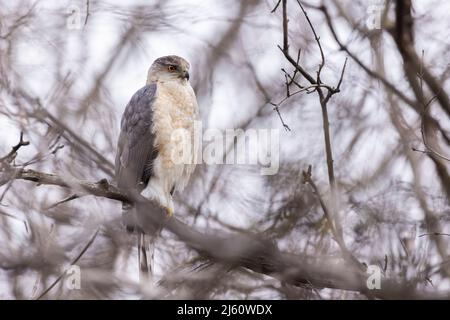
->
[138,232,154,279]
[122,202,155,281]
[137,232,157,284]
[122,202,159,283]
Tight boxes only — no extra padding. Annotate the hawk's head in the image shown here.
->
[147,55,190,84]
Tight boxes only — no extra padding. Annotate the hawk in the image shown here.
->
[115,55,199,232]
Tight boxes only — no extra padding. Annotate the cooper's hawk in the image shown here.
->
[115,55,199,272]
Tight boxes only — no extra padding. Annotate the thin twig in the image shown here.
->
[271,0,282,13]
[0,132,30,163]
[335,57,348,92]
[46,194,81,210]
[419,233,450,238]
[83,0,90,27]
[296,0,325,82]
[272,105,291,131]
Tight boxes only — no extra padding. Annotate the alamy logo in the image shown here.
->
[170,121,280,175]
[65,265,81,290]
[366,265,381,290]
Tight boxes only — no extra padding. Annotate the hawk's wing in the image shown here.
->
[115,84,159,192]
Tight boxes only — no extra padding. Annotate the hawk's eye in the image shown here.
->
[168,65,176,72]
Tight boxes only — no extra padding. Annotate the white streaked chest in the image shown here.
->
[150,80,199,192]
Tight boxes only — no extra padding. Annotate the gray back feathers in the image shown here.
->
[115,83,158,193]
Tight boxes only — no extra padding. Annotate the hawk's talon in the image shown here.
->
[166,207,174,217]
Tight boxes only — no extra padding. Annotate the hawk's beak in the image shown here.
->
[182,70,190,81]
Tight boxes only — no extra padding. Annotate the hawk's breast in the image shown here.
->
[150,81,199,193]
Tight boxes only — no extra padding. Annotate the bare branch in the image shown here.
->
[0,132,29,163]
